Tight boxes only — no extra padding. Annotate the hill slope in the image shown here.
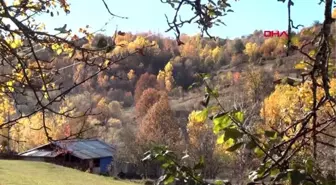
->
[0,160,138,185]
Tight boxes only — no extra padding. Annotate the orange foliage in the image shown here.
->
[260,38,277,57]
[233,72,241,83]
[137,92,181,147]
[134,73,159,103]
[135,88,162,118]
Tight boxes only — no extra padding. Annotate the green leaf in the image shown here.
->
[205,86,211,94]
[199,73,211,80]
[217,134,224,144]
[214,10,222,16]
[224,128,243,142]
[224,138,235,149]
[264,130,277,139]
[210,88,219,98]
[201,94,210,107]
[254,147,264,158]
[188,82,199,89]
[233,111,244,122]
[270,168,280,177]
[288,169,306,185]
[162,163,170,169]
[213,113,231,134]
[273,171,288,182]
[194,108,208,123]
[226,142,244,152]
[208,9,215,17]
[164,174,175,185]
[193,156,205,170]
[214,180,224,185]
[246,140,257,150]
[169,2,175,8]
[304,158,314,174]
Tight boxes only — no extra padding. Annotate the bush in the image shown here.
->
[230,54,246,66]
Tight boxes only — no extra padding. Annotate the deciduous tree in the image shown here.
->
[137,92,182,149]
[135,88,161,118]
[134,73,159,103]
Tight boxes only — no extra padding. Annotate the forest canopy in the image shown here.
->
[0,0,335,185]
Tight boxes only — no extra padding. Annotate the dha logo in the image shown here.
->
[263,30,288,38]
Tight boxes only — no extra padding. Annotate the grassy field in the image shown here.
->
[0,160,139,185]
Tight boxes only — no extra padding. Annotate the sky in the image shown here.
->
[36,0,327,39]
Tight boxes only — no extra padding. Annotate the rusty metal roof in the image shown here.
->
[19,139,116,160]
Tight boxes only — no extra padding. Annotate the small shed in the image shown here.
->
[19,139,115,174]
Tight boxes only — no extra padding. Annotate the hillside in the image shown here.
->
[3,22,335,152]
[0,160,138,185]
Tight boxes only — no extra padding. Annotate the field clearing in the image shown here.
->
[0,160,139,185]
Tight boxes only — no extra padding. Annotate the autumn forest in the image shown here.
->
[0,0,336,184]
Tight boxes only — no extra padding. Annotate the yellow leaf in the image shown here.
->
[164,62,173,72]
[44,92,49,99]
[25,69,32,78]
[294,60,310,70]
[6,81,13,87]
[217,134,224,144]
[290,36,300,46]
[38,23,46,30]
[56,48,62,55]
[224,138,235,149]
[10,39,23,49]
[194,109,208,123]
[103,60,109,67]
[332,8,336,19]
[13,0,20,6]
[51,44,59,50]
[308,50,316,57]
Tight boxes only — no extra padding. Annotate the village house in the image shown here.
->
[18,139,116,175]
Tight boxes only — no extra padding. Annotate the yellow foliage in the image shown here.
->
[187,111,209,148]
[260,38,277,56]
[211,46,221,62]
[332,8,336,19]
[5,33,23,49]
[180,41,200,58]
[200,45,212,59]
[127,69,136,80]
[261,78,336,135]
[291,36,301,47]
[243,42,258,60]
[157,62,174,91]
[157,70,165,81]
[0,95,16,124]
[127,36,157,53]
[164,61,173,72]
